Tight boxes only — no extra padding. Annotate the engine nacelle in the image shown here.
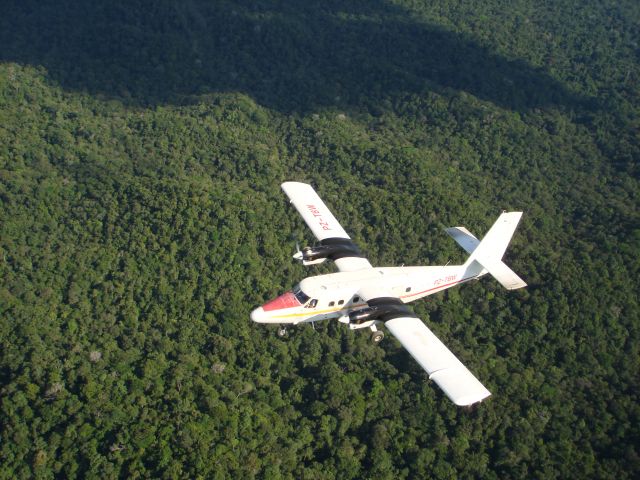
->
[300,246,331,263]
[302,255,327,266]
[296,237,365,265]
[349,307,378,324]
[349,298,418,324]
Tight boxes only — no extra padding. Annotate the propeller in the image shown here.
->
[293,241,303,261]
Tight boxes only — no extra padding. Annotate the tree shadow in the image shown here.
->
[1,0,589,114]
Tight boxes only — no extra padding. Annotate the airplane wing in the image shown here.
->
[385,316,491,406]
[281,182,372,272]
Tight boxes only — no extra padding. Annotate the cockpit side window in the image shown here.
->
[293,286,310,304]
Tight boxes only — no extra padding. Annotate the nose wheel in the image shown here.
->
[277,326,287,337]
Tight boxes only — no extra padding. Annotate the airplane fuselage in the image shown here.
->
[251,263,486,325]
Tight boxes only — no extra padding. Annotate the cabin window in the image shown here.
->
[329,301,335,307]
[338,300,344,305]
[293,286,310,304]
[353,296,360,303]
[406,287,411,292]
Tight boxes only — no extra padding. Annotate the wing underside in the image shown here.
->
[281,182,372,272]
[385,316,491,406]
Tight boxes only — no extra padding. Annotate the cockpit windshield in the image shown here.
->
[293,286,310,304]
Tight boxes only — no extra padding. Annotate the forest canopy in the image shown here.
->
[1,0,639,478]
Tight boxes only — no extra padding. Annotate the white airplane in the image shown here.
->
[251,182,527,406]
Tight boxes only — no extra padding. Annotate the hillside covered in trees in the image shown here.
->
[1,0,639,478]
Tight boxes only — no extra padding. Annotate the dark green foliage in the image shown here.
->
[1,1,639,478]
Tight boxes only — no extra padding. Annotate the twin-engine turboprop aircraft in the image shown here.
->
[251,182,527,406]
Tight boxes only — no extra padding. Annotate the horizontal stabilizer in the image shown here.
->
[386,317,491,406]
[445,226,479,254]
[476,259,527,290]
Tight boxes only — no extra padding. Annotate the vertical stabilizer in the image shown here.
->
[467,212,523,264]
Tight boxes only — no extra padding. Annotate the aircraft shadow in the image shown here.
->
[1,0,590,114]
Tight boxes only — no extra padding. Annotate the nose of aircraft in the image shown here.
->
[251,306,266,323]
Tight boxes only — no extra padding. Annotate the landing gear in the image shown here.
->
[371,331,385,343]
[277,326,287,337]
[370,324,384,343]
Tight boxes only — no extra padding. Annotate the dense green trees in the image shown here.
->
[1,0,639,478]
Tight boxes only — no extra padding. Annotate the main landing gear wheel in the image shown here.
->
[277,326,287,337]
[371,331,385,343]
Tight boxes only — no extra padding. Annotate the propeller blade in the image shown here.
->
[293,241,303,260]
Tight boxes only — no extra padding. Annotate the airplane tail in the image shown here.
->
[447,212,527,290]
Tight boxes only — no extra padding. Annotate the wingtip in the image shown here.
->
[281,181,309,188]
[453,391,492,407]
[505,280,528,290]
[500,211,523,220]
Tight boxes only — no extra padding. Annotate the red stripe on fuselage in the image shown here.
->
[400,276,475,300]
